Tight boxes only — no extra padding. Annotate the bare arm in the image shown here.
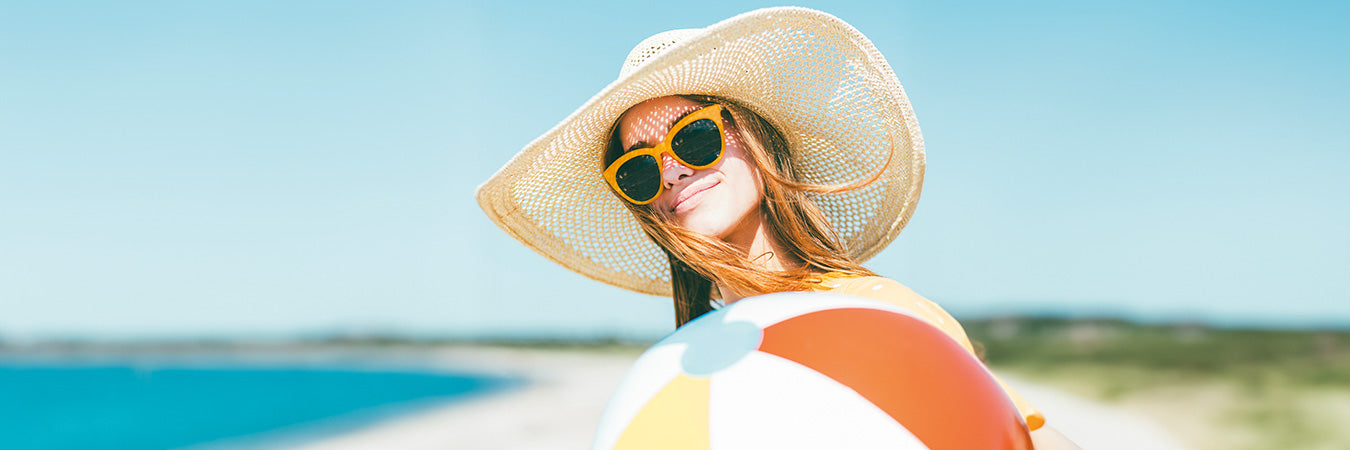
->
[1030,424,1080,450]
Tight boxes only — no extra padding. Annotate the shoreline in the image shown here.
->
[293,345,1190,450]
[3,344,1191,449]
[292,346,638,450]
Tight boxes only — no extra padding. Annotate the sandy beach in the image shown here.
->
[289,345,1189,450]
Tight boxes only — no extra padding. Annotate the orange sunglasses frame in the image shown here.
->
[603,104,726,205]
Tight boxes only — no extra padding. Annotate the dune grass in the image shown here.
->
[964,317,1350,450]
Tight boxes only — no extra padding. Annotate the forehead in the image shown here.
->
[618,96,703,150]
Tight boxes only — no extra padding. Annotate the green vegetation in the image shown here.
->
[964,317,1350,450]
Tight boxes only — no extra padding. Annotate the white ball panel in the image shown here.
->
[707,351,928,449]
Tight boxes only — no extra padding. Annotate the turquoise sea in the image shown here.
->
[0,357,520,450]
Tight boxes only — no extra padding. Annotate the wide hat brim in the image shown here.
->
[476,7,925,296]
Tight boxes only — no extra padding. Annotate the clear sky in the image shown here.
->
[1,0,1346,340]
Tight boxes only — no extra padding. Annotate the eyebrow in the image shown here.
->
[625,107,703,152]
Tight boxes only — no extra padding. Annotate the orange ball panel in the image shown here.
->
[758,308,1032,450]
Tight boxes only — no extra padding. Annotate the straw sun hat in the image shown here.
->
[476,7,925,296]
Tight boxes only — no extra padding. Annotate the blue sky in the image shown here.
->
[1,0,1346,340]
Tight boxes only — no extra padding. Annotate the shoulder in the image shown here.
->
[828,275,914,298]
[826,276,953,326]
[819,274,1048,431]
[821,275,968,351]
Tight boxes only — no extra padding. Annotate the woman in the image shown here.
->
[479,7,1079,448]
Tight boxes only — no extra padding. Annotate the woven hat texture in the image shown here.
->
[476,7,925,296]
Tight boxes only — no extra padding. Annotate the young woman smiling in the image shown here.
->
[479,7,1079,449]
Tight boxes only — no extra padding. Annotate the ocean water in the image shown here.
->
[0,358,520,450]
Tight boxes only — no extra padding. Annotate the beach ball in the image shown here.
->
[592,292,1031,450]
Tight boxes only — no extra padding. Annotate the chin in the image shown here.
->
[675,208,745,240]
[666,189,759,241]
[684,222,734,240]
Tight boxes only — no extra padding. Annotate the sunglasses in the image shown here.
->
[604,104,726,205]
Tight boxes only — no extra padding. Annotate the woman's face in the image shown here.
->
[617,96,764,240]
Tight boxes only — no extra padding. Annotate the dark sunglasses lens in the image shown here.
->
[671,118,722,167]
[615,154,661,202]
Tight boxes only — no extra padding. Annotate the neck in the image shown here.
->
[715,214,798,304]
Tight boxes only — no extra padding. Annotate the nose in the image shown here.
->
[660,152,695,189]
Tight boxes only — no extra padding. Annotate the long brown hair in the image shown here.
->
[605,95,875,327]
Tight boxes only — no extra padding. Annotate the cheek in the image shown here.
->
[721,139,763,205]
[726,163,763,209]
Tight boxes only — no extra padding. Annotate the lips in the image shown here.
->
[670,178,720,214]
